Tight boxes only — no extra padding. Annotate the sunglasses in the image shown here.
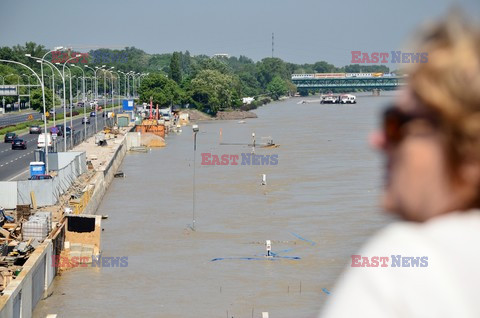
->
[382,105,439,146]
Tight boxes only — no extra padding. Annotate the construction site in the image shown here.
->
[0,102,187,318]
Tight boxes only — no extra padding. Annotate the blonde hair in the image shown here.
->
[409,11,480,169]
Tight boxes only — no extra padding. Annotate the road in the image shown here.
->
[0,109,112,181]
[0,99,116,127]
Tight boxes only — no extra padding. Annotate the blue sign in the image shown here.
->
[122,99,134,111]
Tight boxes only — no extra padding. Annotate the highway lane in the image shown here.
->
[0,111,41,127]
[0,109,111,180]
[0,99,115,127]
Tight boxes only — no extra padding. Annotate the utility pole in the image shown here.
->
[272,32,274,58]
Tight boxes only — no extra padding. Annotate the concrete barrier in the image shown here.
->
[0,239,54,318]
[83,135,128,215]
[0,182,18,209]
[15,152,87,208]
[0,133,129,317]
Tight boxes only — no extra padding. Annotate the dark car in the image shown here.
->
[29,125,42,134]
[11,138,27,150]
[4,132,17,143]
[90,111,96,117]
[82,117,91,124]
[29,174,52,180]
[66,127,74,136]
[77,102,84,107]
[55,124,64,137]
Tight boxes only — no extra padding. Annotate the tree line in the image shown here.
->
[0,42,392,114]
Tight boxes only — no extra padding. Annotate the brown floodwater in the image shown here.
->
[34,94,395,318]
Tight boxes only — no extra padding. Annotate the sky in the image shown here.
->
[1,0,479,67]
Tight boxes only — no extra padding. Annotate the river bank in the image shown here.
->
[181,108,258,121]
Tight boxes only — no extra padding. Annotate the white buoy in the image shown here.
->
[261,174,267,185]
[265,240,272,257]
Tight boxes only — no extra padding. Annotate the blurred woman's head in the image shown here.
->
[371,12,480,221]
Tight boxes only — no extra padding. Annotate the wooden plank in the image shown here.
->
[30,191,37,210]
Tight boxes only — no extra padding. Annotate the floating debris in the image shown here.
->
[114,171,125,178]
[129,146,149,153]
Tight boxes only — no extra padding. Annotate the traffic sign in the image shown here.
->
[27,114,34,121]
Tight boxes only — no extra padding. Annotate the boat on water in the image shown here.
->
[320,93,357,104]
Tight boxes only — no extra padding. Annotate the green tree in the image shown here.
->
[313,61,337,73]
[266,76,287,100]
[256,58,289,89]
[169,52,182,83]
[189,69,241,114]
[138,73,183,107]
[181,51,192,76]
[30,88,53,113]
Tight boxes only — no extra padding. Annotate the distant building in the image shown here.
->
[242,97,255,105]
[212,53,229,59]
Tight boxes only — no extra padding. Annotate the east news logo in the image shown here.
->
[201,153,278,165]
[351,255,429,267]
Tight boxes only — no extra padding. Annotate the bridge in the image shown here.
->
[292,76,407,92]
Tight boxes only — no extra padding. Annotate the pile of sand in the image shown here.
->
[181,109,212,121]
[141,133,166,147]
[215,110,258,120]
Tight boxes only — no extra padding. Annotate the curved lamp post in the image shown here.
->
[0,59,48,172]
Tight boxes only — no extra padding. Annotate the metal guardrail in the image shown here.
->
[53,123,98,152]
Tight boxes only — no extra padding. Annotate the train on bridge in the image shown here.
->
[291,72,398,80]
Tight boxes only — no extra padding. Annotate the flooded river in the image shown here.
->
[34,93,395,318]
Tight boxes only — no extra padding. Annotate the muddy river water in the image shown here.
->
[34,94,395,318]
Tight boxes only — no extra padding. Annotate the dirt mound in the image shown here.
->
[215,110,258,120]
[181,109,213,121]
[141,133,166,147]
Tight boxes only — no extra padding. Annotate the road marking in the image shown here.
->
[7,168,29,181]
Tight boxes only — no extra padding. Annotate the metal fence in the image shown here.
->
[52,119,114,152]
[16,152,86,207]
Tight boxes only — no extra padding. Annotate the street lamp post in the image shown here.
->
[59,56,79,151]
[103,67,114,126]
[26,52,66,148]
[5,74,20,112]
[21,74,31,109]
[0,75,4,113]
[64,67,74,149]
[27,56,57,126]
[85,65,106,133]
[72,65,86,140]
[0,59,48,172]
[192,124,199,231]
[118,71,127,100]
[111,70,121,118]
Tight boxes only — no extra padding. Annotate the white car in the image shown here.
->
[37,133,52,148]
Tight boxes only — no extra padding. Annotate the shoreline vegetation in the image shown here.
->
[182,108,259,121]
[0,42,394,119]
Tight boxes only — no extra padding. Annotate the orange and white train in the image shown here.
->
[291,72,389,79]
